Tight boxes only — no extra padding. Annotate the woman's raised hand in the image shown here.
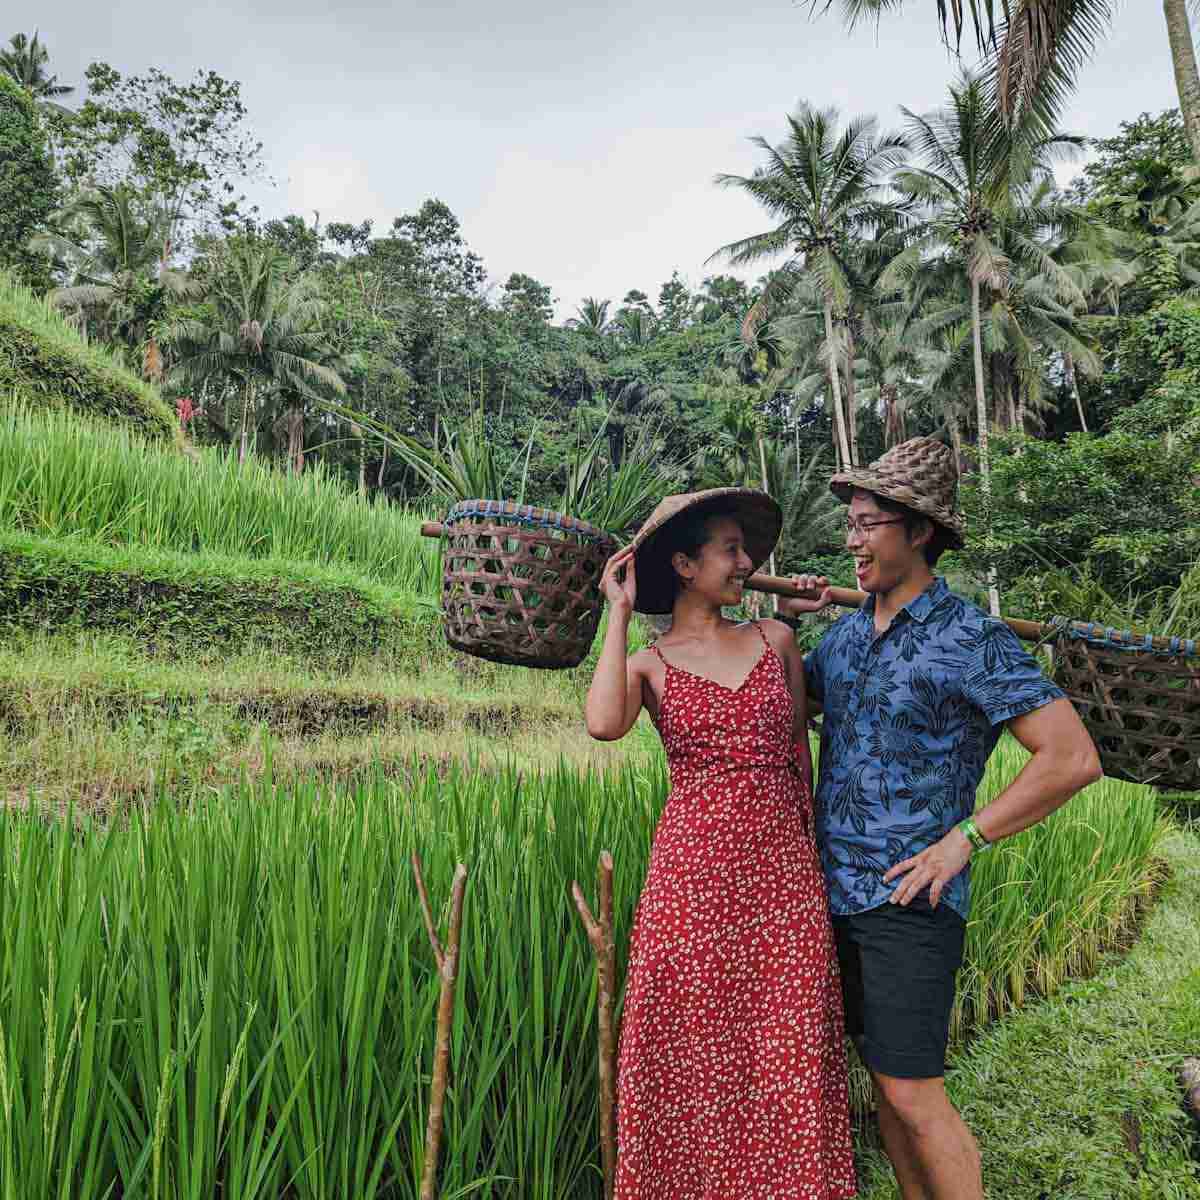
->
[778,574,833,618]
[600,547,637,616]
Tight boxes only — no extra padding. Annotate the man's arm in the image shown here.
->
[972,698,1101,843]
[885,698,1101,909]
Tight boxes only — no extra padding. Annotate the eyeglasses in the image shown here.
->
[844,516,906,538]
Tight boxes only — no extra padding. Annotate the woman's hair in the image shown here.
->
[660,502,743,602]
[870,494,955,566]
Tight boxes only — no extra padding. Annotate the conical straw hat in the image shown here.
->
[628,487,782,614]
[830,437,965,547]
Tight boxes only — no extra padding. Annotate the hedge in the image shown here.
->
[0,269,179,441]
[0,531,435,662]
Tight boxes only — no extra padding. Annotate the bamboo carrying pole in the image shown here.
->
[421,520,1186,650]
[412,854,469,1200]
[571,852,618,1200]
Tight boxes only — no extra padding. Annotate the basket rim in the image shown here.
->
[444,499,618,545]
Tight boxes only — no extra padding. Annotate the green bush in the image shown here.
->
[0,269,178,440]
[959,430,1200,597]
[0,531,434,662]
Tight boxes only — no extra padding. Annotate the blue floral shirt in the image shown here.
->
[804,577,1065,919]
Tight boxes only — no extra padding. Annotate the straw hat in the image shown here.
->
[829,437,965,548]
[628,487,782,614]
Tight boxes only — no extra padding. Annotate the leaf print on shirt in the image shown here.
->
[824,672,857,719]
[964,673,1062,719]
[867,710,927,767]
[884,819,939,867]
[925,598,962,639]
[906,670,964,740]
[896,759,958,819]
[891,617,934,663]
[826,835,888,896]
[954,619,1027,674]
[858,660,898,714]
[829,762,874,836]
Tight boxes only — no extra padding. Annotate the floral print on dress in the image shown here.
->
[805,577,1065,919]
[616,624,857,1199]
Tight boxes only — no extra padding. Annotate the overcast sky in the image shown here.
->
[10,1,1180,318]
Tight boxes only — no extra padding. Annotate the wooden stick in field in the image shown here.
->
[412,853,469,1200]
[572,851,618,1200]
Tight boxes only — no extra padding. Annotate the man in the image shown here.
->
[779,437,1101,1200]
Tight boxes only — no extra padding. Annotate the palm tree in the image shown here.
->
[166,241,345,462]
[34,186,195,379]
[881,75,1086,610]
[712,104,907,471]
[762,440,842,572]
[0,31,73,114]
[813,2,1200,163]
[567,297,612,337]
[1165,0,1200,161]
[857,318,925,448]
[612,306,656,346]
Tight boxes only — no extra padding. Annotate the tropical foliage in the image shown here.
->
[0,27,1195,623]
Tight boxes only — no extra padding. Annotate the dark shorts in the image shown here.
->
[832,896,966,1080]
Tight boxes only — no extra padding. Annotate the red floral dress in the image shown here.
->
[615,623,856,1199]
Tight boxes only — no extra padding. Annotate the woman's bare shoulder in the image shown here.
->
[757,617,799,654]
[627,646,656,674]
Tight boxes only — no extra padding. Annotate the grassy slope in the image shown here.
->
[0,632,637,808]
[857,829,1200,1199]
[0,272,178,441]
[0,402,438,587]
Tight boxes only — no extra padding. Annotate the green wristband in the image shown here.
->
[959,817,991,853]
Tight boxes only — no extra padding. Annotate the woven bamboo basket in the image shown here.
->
[439,500,618,669]
[1050,621,1200,792]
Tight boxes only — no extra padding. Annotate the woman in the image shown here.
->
[585,488,856,1199]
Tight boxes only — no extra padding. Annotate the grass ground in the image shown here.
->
[855,829,1200,1199]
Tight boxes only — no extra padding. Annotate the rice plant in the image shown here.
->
[0,751,1162,1198]
[0,401,439,593]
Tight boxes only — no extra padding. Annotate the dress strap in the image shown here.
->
[649,641,667,664]
[751,620,770,647]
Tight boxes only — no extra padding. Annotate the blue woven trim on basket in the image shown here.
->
[1049,616,1197,658]
[443,499,612,543]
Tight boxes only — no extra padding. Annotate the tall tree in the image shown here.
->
[0,31,73,114]
[812,2,1200,164]
[166,239,344,462]
[883,74,1080,611]
[1164,0,1200,160]
[34,185,196,379]
[712,104,907,469]
[61,64,266,262]
[657,271,694,331]
[0,73,57,287]
[567,297,613,338]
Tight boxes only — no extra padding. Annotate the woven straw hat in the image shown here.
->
[628,487,782,614]
[829,437,965,548]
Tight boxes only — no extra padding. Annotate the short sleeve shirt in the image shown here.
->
[804,577,1065,919]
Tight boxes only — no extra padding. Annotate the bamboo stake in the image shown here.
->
[420,521,1194,652]
[412,854,468,1200]
[572,851,618,1200]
